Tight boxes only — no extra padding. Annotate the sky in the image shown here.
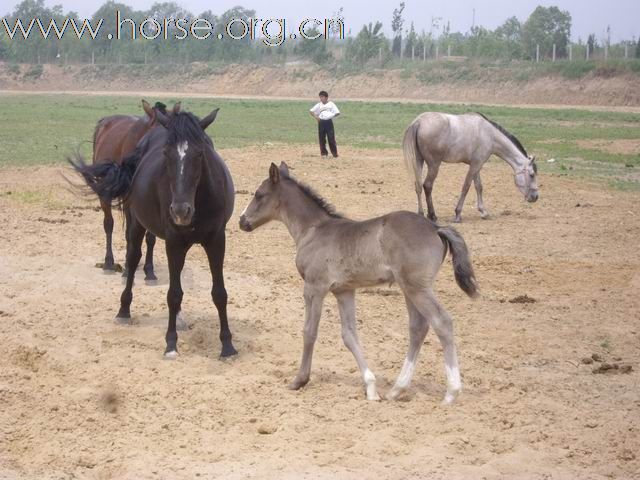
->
[3,0,639,42]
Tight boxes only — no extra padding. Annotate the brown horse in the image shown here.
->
[93,100,174,280]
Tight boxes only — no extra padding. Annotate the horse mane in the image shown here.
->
[475,112,528,157]
[166,112,207,147]
[281,170,344,219]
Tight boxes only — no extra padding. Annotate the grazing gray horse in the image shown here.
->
[239,163,478,403]
[403,112,539,222]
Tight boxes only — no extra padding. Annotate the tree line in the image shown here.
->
[1,0,639,65]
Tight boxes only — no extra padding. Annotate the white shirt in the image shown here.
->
[310,101,340,121]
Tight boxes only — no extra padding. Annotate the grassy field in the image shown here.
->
[0,93,638,188]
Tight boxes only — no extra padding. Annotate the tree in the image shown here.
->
[495,16,522,42]
[294,26,333,65]
[522,6,572,59]
[346,21,389,65]
[587,34,598,55]
[391,2,405,56]
[403,22,417,58]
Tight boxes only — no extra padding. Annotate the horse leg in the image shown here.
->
[454,166,478,223]
[204,230,237,358]
[423,162,440,222]
[122,209,131,278]
[115,218,145,323]
[289,284,326,390]
[474,172,489,219]
[100,197,115,271]
[143,231,158,282]
[407,290,461,404]
[335,290,379,401]
[164,239,188,359]
[387,295,430,400]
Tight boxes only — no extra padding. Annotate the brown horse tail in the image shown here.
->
[402,119,423,190]
[68,151,139,206]
[436,226,479,298]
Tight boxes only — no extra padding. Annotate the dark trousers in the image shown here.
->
[318,119,338,157]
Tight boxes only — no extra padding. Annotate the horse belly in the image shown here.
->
[330,259,394,291]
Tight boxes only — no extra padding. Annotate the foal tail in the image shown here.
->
[436,226,479,299]
[402,120,424,188]
[67,152,139,205]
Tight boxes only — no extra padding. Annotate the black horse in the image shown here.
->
[70,104,237,358]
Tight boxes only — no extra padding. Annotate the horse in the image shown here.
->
[402,112,539,223]
[239,162,478,403]
[92,100,173,280]
[70,105,237,359]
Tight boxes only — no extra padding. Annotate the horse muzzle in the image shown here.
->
[170,202,194,226]
[527,191,539,203]
[239,215,252,232]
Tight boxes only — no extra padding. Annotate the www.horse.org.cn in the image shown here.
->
[0,11,345,47]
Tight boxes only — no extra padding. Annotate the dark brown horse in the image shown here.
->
[71,105,237,359]
[93,100,174,280]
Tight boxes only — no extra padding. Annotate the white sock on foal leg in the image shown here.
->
[364,369,380,401]
[387,357,416,400]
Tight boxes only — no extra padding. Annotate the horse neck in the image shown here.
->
[279,182,333,245]
[490,132,528,173]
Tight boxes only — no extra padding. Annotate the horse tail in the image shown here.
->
[436,226,479,299]
[68,151,139,206]
[402,119,424,190]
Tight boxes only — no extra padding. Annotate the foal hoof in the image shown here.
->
[287,377,309,391]
[164,350,178,360]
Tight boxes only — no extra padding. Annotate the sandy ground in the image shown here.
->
[1,145,639,479]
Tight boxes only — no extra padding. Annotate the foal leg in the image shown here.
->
[335,290,379,401]
[423,162,440,222]
[289,284,326,390]
[143,231,158,282]
[100,197,115,271]
[204,230,237,358]
[408,290,461,404]
[474,172,489,219]
[164,240,188,359]
[387,296,430,400]
[115,218,145,323]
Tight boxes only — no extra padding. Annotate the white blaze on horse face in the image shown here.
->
[177,141,189,177]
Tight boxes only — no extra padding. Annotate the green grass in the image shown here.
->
[0,93,639,188]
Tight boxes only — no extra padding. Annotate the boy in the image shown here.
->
[309,91,340,158]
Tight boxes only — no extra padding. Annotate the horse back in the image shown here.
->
[93,114,152,165]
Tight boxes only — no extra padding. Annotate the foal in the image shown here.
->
[240,163,478,403]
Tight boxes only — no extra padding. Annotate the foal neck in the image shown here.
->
[279,181,336,245]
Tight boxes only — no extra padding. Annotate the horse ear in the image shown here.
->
[279,161,290,176]
[269,163,280,184]
[142,99,154,119]
[172,102,182,114]
[200,108,220,130]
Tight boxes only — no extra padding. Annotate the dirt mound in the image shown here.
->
[1,62,639,107]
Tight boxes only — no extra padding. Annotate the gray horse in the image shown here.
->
[403,112,539,222]
[239,163,478,403]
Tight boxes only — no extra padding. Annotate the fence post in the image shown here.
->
[552,44,556,62]
[412,45,415,61]
[435,45,439,60]
[625,42,628,59]
[91,50,95,65]
[423,44,426,61]
[379,46,382,62]
[604,43,608,61]
[586,43,590,60]
[447,44,451,57]
[536,44,540,63]
[568,44,572,61]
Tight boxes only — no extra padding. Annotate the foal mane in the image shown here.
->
[475,112,528,158]
[281,171,344,219]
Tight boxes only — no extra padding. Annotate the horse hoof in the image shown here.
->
[453,217,462,224]
[164,350,178,360]
[287,377,309,390]
[144,277,158,286]
[220,344,238,358]
[114,315,131,325]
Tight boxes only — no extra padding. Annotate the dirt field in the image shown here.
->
[1,145,639,479]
